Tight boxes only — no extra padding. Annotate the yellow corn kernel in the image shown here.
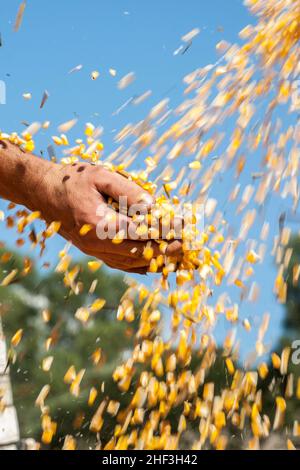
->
[79,224,93,236]
[11,329,23,347]
[88,387,98,406]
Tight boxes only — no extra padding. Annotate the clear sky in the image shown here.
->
[0,0,295,359]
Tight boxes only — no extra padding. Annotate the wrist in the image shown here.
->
[25,159,61,212]
[0,140,60,214]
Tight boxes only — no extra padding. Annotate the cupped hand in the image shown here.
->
[32,161,182,273]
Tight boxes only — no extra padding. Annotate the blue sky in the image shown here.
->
[0,0,295,358]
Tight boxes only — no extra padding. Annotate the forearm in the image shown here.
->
[0,140,54,211]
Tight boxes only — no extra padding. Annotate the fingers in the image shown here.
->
[55,163,184,275]
[96,240,182,272]
[74,203,183,261]
[95,168,154,208]
[96,205,184,246]
[101,254,149,272]
[99,233,182,260]
[95,205,140,242]
[125,267,148,275]
[106,263,148,275]
[85,237,183,272]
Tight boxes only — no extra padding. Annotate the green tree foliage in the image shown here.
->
[277,236,300,427]
[282,237,300,334]
[0,247,135,448]
[259,235,300,435]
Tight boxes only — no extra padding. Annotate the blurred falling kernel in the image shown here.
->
[118,72,135,90]
[58,118,77,133]
[272,353,281,370]
[75,307,90,324]
[0,252,12,263]
[44,221,61,238]
[91,70,99,80]
[41,309,51,323]
[181,28,200,43]
[88,387,98,407]
[62,435,77,450]
[41,415,57,445]
[87,260,102,272]
[42,356,54,372]
[89,401,106,433]
[297,378,300,400]
[91,348,102,365]
[11,328,23,347]
[273,397,286,430]
[1,269,18,286]
[90,298,106,313]
[35,385,50,408]
[258,363,269,380]
[64,366,77,384]
[70,369,86,397]
[280,347,291,375]
[287,439,296,450]
[225,358,235,375]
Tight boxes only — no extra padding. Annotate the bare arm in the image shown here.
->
[0,140,54,209]
[0,140,182,273]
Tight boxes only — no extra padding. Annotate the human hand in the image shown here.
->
[31,161,182,273]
